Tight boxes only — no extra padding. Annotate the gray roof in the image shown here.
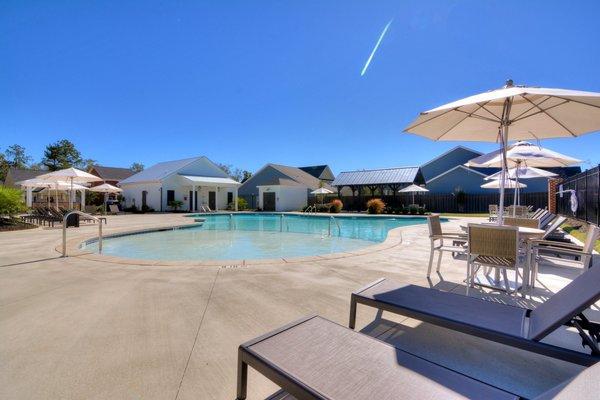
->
[298,165,335,181]
[90,165,135,182]
[332,167,422,187]
[6,168,45,182]
[268,164,329,190]
[119,156,201,184]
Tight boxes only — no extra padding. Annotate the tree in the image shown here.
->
[130,162,144,173]
[42,139,82,171]
[4,145,31,169]
[241,170,252,183]
[216,163,232,176]
[79,159,97,171]
[0,187,26,218]
[0,153,8,182]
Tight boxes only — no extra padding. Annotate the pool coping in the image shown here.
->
[61,214,435,267]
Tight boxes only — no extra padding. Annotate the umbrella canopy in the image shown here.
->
[16,178,55,188]
[404,80,600,223]
[398,184,429,193]
[481,179,527,189]
[398,184,429,204]
[40,181,89,191]
[485,166,558,180]
[36,167,103,183]
[466,141,581,168]
[310,188,333,195]
[89,183,123,193]
[36,167,102,208]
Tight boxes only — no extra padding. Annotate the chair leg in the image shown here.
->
[427,242,435,277]
[349,295,357,329]
[501,268,512,295]
[436,249,443,273]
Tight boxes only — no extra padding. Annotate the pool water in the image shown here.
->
[83,214,430,261]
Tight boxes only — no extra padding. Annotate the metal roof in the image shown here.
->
[180,175,240,186]
[90,165,135,181]
[332,167,421,186]
[119,156,202,184]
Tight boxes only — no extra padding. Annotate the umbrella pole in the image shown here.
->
[497,96,513,225]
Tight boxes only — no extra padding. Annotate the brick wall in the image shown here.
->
[548,178,562,214]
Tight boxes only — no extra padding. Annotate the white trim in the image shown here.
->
[426,165,489,184]
[420,146,483,169]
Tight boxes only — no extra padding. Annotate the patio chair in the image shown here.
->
[528,224,600,287]
[531,209,549,220]
[488,204,498,222]
[467,224,520,295]
[108,204,122,215]
[426,215,467,277]
[237,315,600,400]
[349,264,600,366]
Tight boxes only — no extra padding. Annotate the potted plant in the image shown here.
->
[168,200,184,212]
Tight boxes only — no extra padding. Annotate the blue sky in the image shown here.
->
[2,0,600,174]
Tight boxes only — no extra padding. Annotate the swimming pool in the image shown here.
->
[82,213,432,261]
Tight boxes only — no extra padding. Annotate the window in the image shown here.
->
[167,190,175,203]
[227,192,233,204]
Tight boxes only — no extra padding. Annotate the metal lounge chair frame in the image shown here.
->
[349,265,600,366]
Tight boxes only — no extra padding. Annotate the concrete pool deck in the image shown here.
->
[0,213,596,399]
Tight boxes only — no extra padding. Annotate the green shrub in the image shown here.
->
[237,197,248,211]
[0,186,26,217]
[366,198,385,214]
[408,204,419,215]
[168,200,183,211]
[330,199,343,213]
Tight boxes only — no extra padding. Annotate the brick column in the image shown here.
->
[548,178,562,214]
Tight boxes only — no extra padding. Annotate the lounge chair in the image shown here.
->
[237,315,519,400]
[237,315,600,400]
[108,204,121,215]
[426,215,467,277]
[349,264,600,366]
[504,216,541,229]
[489,204,498,222]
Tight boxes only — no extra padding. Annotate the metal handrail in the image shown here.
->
[329,216,341,237]
[62,211,103,257]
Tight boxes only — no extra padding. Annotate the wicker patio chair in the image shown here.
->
[467,224,520,294]
[426,215,467,277]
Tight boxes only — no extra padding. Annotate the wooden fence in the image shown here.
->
[311,192,548,213]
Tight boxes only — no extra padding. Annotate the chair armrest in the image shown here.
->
[528,239,582,250]
[536,245,592,257]
[432,233,468,240]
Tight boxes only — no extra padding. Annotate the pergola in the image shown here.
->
[331,167,426,207]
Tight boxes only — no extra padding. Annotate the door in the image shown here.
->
[189,191,193,211]
[263,192,276,211]
[208,191,216,210]
[142,191,148,208]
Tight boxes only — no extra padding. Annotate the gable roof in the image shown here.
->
[90,165,135,182]
[119,156,229,185]
[6,168,45,183]
[426,165,489,184]
[420,146,483,169]
[298,165,335,181]
[240,163,328,191]
[332,167,422,186]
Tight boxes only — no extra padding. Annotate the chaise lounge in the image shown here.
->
[236,315,600,400]
[349,264,600,366]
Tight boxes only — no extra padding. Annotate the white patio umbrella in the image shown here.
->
[404,80,600,223]
[89,183,123,213]
[310,187,333,204]
[398,184,429,204]
[481,179,527,189]
[466,141,581,169]
[36,167,102,209]
[484,166,558,207]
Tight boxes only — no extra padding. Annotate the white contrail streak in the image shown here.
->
[361,19,393,76]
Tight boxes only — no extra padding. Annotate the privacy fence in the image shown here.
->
[310,192,548,214]
[556,165,600,225]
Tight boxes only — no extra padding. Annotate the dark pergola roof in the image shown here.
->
[332,167,424,187]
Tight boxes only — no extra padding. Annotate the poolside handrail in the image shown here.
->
[62,211,103,257]
[329,216,341,237]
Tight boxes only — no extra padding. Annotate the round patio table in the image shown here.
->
[459,223,545,292]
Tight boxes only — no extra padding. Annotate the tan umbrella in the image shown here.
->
[481,179,527,189]
[398,184,429,204]
[89,183,123,213]
[310,187,333,205]
[36,167,102,209]
[404,80,600,223]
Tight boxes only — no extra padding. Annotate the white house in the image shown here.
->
[238,163,333,211]
[119,156,241,212]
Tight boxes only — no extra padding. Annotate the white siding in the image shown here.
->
[258,185,308,212]
[121,182,162,210]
